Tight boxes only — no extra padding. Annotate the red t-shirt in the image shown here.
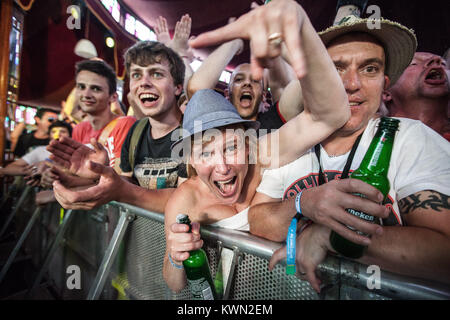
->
[72,116,136,168]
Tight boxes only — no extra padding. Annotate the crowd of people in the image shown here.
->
[2,0,449,296]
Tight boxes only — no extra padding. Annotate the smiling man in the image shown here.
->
[119,41,186,188]
[49,41,188,212]
[384,52,450,140]
[72,60,136,171]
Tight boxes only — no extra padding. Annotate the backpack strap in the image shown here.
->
[129,118,148,173]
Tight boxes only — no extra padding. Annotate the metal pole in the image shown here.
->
[0,185,31,238]
[223,246,241,300]
[26,209,73,299]
[87,208,134,300]
[0,0,13,166]
[0,206,42,285]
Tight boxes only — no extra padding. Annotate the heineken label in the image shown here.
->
[187,277,214,300]
[345,193,376,236]
[346,208,375,223]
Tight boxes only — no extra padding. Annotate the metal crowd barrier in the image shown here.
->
[1,187,450,300]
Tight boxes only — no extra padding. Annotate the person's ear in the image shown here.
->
[382,90,392,103]
[175,84,183,96]
[109,92,118,104]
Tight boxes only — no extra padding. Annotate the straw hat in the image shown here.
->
[319,15,417,84]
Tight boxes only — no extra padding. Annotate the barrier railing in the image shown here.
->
[1,187,450,300]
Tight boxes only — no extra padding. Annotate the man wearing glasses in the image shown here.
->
[13,108,58,158]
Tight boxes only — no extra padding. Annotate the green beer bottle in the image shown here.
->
[176,214,217,300]
[330,117,400,259]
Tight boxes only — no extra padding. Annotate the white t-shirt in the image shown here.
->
[256,117,450,226]
[21,146,51,165]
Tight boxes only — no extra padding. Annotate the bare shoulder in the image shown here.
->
[164,177,199,218]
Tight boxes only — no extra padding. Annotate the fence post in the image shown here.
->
[0,206,42,285]
[0,185,31,239]
[87,207,135,300]
[26,209,73,298]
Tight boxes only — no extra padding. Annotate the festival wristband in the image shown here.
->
[168,253,184,270]
[286,191,309,274]
[286,218,298,275]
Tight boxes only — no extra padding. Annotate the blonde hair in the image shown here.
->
[186,123,257,178]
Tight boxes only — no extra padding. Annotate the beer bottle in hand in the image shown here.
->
[330,117,400,259]
[176,214,217,300]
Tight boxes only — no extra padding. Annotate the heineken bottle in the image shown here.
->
[176,214,217,300]
[330,117,400,259]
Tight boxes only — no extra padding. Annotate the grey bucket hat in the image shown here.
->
[171,89,260,150]
[319,15,417,85]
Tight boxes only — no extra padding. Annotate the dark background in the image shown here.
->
[14,0,450,110]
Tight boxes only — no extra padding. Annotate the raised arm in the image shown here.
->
[187,37,243,99]
[259,1,349,168]
[168,14,195,93]
[156,14,195,94]
[190,0,350,168]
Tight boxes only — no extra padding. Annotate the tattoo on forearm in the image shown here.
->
[399,191,450,214]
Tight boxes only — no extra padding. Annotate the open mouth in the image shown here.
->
[139,93,159,106]
[239,92,253,107]
[424,68,447,85]
[213,176,238,197]
[349,101,363,108]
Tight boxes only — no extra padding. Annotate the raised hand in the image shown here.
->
[47,137,109,180]
[155,16,171,45]
[170,14,193,59]
[189,0,306,80]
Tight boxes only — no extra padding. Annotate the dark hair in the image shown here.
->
[49,120,73,137]
[124,41,185,87]
[35,108,57,119]
[75,60,117,95]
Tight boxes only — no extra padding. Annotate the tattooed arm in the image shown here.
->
[358,190,450,284]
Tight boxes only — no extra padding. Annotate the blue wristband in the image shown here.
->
[286,218,298,275]
[168,254,184,269]
[294,191,306,221]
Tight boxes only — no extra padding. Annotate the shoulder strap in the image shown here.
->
[129,118,148,173]
[98,116,121,145]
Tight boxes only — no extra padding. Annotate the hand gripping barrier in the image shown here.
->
[2,193,450,300]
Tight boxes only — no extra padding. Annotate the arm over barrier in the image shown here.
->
[100,202,450,300]
[3,187,450,300]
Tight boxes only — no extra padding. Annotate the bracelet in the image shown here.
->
[168,254,184,270]
[294,190,310,221]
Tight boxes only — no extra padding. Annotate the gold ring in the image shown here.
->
[268,32,283,46]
